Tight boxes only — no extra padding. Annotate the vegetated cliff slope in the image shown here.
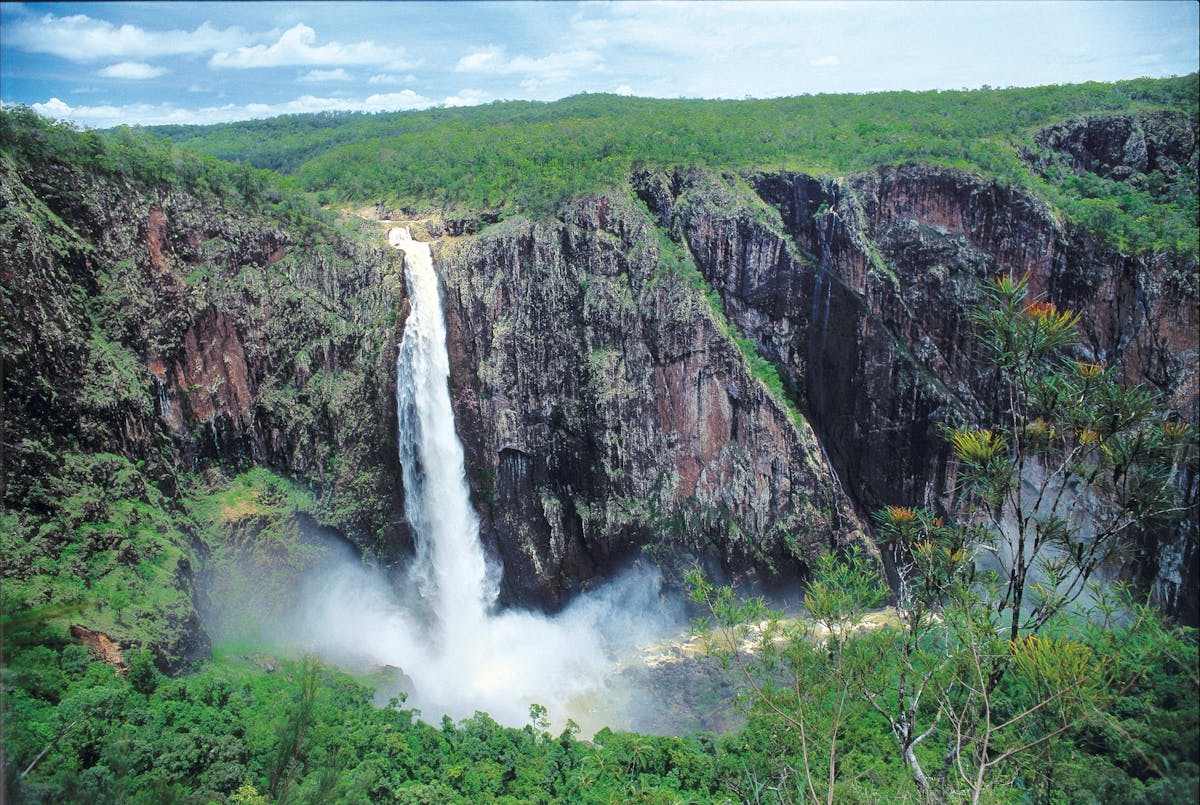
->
[1,112,871,666]
[1,113,406,669]
[435,193,864,608]
[2,96,1197,673]
[631,110,1197,617]
[150,82,1198,623]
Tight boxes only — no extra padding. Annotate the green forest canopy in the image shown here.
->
[143,76,1199,256]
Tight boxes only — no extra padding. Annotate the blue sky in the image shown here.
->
[2,1,1196,128]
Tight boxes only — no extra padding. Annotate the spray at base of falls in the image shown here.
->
[294,227,683,732]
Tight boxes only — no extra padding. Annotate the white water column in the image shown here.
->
[391,226,497,641]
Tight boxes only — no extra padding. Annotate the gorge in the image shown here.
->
[290,225,686,731]
[2,79,1197,801]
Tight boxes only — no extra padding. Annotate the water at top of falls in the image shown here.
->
[388,226,410,248]
[392,226,497,635]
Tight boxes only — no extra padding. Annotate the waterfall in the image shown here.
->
[281,226,683,733]
[392,226,497,638]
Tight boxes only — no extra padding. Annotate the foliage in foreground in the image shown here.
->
[688,274,1198,803]
[691,569,1198,804]
[3,629,739,805]
[3,577,1195,804]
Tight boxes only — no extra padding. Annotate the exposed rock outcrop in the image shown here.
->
[1027,111,1197,187]
[437,194,867,608]
[70,625,128,672]
[635,163,1197,620]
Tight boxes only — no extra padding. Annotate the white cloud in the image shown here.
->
[98,61,167,80]
[7,11,249,62]
[455,49,503,72]
[443,89,491,107]
[570,2,804,57]
[210,23,408,69]
[614,84,634,96]
[361,91,430,109]
[31,97,75,120]
[368,73,418,85]
[8,9,416,76]
[300,68,353,82]
[29,91,438,128]
[14,0,1193,130]
[562,1,883,97]
[454,46,603,89]
[561,0,1199,98]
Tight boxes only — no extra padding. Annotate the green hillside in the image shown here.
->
[147,77,1199,255]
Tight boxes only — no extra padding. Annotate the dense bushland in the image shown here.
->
[148,77,1198,256]
[691,274,1199,802]
[6,269,1197,802]
[0,107,305,219]
[4,610,1195,803]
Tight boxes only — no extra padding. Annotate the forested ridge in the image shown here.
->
[2,76,1198,803]
[147,77,1199,256]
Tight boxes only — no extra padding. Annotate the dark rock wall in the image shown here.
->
[635,161,1197,620]
[437,194,866,609]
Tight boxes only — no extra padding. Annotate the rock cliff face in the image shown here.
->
[435,194,865,608]
[2,154,407,535]
[4,110,1197,669]
[2,143,870,660]
[1,150,406,668]
[634,160,1197,619]
[1028,111,1197,185]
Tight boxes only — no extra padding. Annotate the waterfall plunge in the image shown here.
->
[393,226,497,639]
[288,227,684,732]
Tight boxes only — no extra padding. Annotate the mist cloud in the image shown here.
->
[302,560,678,730]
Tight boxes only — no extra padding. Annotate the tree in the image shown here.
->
[692,273,1195,802]
[689,548,890,803]
[268,656,321,801]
